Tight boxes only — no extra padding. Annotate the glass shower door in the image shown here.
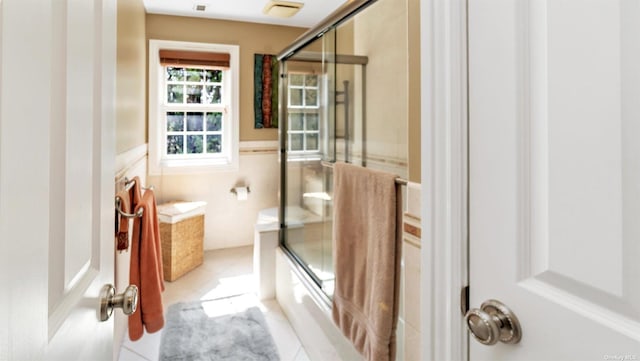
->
[280,19,368,299]
[280,27,337,297]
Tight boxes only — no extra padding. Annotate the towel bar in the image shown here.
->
[124,177,154,192]
[115,178,153,219]
[320,161,408,186]
[116,198,143,219]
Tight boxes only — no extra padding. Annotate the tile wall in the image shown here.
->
[147,141,280,250]
[399,182,422,360]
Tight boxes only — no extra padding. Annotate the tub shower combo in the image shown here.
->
[266,0,410,358]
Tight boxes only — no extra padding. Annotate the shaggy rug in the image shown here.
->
[159,301,280,361]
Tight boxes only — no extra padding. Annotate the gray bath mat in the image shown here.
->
[159,301,280,361]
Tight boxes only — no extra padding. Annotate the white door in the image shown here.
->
[468,0,640,359]
[0,0,117,360]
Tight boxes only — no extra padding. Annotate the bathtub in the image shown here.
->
[257,206,322,227]
[254,207,361,361]
[256,205,420,361]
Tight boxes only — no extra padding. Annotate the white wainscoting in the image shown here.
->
[400,182,422,361]
[113,143,148,358]
[147,141,280,250]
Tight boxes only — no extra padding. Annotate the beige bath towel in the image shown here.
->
[332,162,402,361]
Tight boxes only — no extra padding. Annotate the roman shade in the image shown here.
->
[159,50,230,69]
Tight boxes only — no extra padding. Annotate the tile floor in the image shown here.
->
[118,246,309,361]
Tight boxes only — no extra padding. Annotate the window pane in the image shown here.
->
[289,113,303,130]
[306,133,319,151]
[305,75,318,87]
[289,74,304,86]
[206,135,222,153]
[204,85,222,104]
[290,134,303,151]
[166,112,184,131]
[187,135,203,154]
[205,70,222,83]
[167,84,184,103]
[306,114,319,130]
[186,112,204,131]
[186,68,203,82]
[206,112,222,131]
[187,85,202,104]
[166,67,184,81]
[290,89,303,106]
[305,89,318,106]
[167,135,184,154]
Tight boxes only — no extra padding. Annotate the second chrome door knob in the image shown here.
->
[464,299,522,345]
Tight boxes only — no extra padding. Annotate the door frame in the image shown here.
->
[419,0,468,360]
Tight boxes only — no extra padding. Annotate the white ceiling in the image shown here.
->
[142,0,347,28]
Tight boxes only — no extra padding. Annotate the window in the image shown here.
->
[164,68,223,155]
[287,73,320,154]
[149,40,239,174]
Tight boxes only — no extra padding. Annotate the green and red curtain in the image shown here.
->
[254,54,279,128]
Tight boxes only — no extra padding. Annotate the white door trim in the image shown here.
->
[420,0,468,360]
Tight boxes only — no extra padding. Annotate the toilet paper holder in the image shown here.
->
[230,186,251,195]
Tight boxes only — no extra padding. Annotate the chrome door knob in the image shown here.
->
[464,299,522,345]
[98,284,138,322]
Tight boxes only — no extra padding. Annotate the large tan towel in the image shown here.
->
[128,186,165,341]
[332,162,402,361]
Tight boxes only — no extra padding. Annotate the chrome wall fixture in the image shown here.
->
[115,177,153,219]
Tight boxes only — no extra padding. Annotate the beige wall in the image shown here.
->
[116,0,146,154]
[146,14,306,141]
[144,15,305,250]
[336,21,356,151]
[408,0,421,182]
[117,7,419,175]
[354,0,410,178]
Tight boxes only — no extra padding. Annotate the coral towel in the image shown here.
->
[115,176,144,251]
[128,186,165,341]
[332,162,402,361]
[115,188,131,251]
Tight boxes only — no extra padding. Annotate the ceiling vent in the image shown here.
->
[194,4,207,11]
[263,1,304,18]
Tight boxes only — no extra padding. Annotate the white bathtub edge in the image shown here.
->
[275,248,362,361]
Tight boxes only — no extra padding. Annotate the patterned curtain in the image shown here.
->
[254,54,279,128]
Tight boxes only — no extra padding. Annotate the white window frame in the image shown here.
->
[148,40,239,174]
[287,72,321,156]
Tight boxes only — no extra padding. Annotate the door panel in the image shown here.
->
[544,0,624,297]
[469,0,640,359]
[64,0,96,289]
[48,0,117,357]
[48,1,117,359]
